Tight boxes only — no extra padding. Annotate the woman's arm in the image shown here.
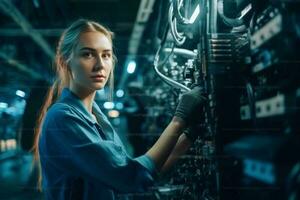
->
[160,133,192,174]
[146,116,186,171]
[146,86,204,172]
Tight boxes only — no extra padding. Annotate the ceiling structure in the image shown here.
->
[0,0,159,104]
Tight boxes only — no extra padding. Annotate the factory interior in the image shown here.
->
[0,0,300,199]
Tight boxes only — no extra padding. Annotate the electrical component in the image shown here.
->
[251,8,282,49]
[207,33,250,65]
[240,94,285,120]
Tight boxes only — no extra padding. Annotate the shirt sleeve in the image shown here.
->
[40,104,156,193]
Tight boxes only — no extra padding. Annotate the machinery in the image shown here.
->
[129,0,300,199]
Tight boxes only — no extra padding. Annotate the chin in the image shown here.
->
[93,83,106,90]
[87,80,108,91]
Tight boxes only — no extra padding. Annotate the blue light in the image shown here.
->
[115,102,124,110]
[103,102,114,109]
[127,61,136,74]
[243,159,275,184]
[16,90,25,98]
[116,89,124,98]
[0,102,8,109]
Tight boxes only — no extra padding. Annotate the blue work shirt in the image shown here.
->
[39,88,156,200]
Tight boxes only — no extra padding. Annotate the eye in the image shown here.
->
[102,53,112,59]
[81,51,95,59]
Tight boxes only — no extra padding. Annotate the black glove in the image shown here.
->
[174,86,206,125]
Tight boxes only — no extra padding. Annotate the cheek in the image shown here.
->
[105,61,113,73]
[70,61,90,79]
[76,60,94,72]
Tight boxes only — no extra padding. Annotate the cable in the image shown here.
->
[172,0,191,25]
[249,11,257,34]
[168,2,186,46]
[163,47,197,58]
[159,43,175,67]
[217,0,244,27]
[169,6,186,45]
[153,44,191,92]
[153,15,190,92]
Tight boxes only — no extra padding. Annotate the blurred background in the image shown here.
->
[1,0,300,199]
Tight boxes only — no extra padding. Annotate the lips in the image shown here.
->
[90,74,106,81]
[91,74,106,78]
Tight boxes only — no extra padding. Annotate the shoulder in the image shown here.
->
[42,102,93,136]
[47,102,73,118]
[44,102,81,126]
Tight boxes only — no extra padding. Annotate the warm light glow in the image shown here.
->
[0,140,6,152]
[108,110,120,118]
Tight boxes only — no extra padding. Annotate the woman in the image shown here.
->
[33,19,204,200]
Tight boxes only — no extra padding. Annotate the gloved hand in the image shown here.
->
[174,86,206,126]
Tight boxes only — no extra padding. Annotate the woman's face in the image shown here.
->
[69,31,113,93]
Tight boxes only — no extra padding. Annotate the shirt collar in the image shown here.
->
[58,88,103,125]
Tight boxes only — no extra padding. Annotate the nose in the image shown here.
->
[93,54,104,71]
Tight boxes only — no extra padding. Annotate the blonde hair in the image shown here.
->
[32,19,116,190]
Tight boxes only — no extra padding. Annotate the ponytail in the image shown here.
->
[32,79,62,190]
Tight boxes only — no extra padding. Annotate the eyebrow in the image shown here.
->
[79,47,112,52]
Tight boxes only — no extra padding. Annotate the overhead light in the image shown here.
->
[103,102,114,109]
[127,60,136,74]
[16,90,25,98]
[116,89,124,98]
[0,102,8,109]
[189,4,200,24]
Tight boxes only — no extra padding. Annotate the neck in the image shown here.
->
[69,84,96,113]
